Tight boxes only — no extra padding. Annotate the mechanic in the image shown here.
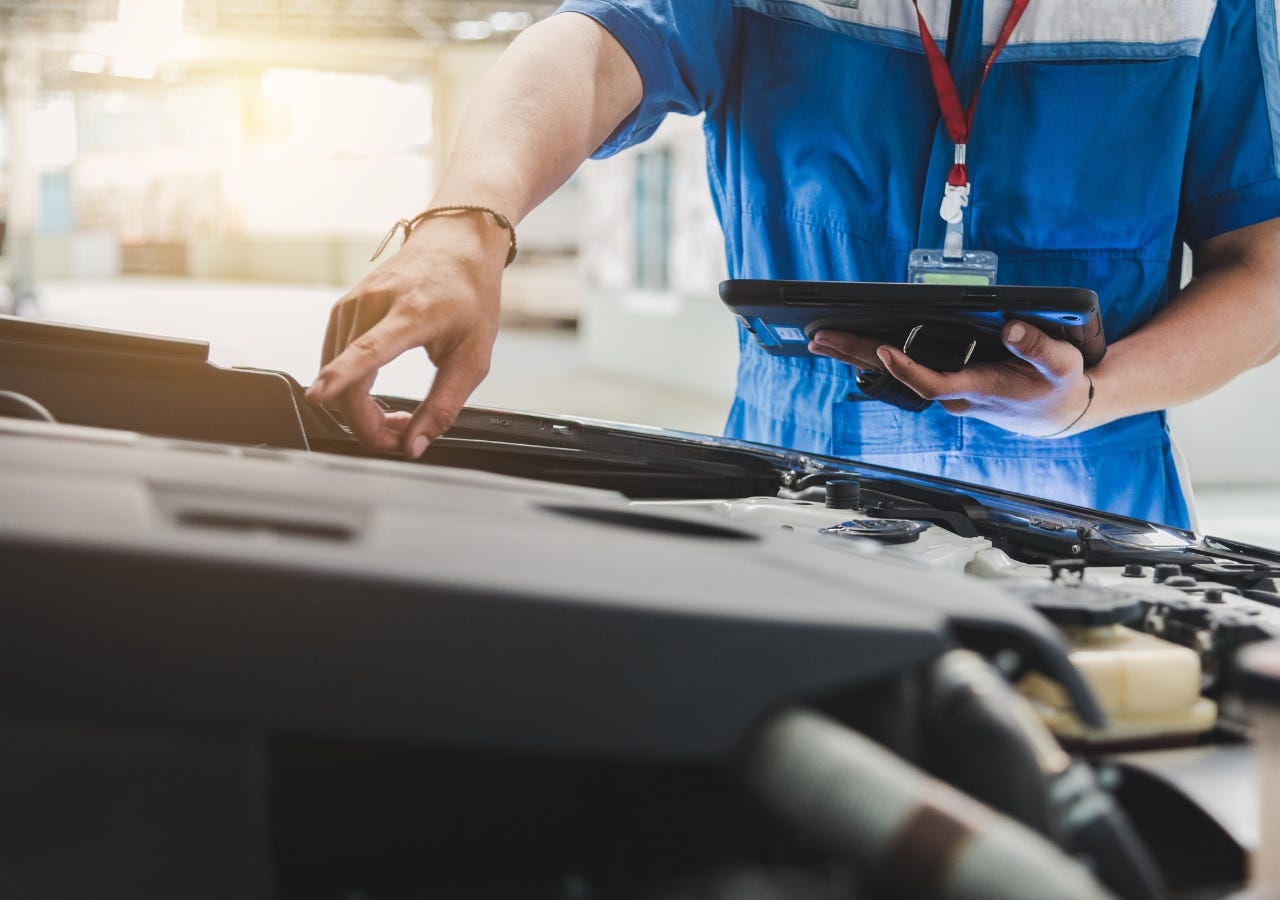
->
[306,0,1280,529]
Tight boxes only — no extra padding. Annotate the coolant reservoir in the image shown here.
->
[1018,624,1217,745]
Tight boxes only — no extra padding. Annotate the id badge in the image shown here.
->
[908,248,998,285]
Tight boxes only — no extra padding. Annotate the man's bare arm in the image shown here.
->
[1087,217,1280,423]
[306,13,642,458]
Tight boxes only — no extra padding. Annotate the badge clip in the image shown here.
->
[940,182,969,225]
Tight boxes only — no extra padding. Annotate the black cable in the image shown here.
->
[945,0,964,64]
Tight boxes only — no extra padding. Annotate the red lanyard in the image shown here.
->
[912,0,1030,191]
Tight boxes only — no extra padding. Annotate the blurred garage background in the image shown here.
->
[1,0,1277,543]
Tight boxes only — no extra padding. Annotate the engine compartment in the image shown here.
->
[2,312,1279,900]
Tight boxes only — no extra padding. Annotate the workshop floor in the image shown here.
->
[26,277,1280,548]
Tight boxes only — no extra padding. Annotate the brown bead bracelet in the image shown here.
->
[370,204,518,266]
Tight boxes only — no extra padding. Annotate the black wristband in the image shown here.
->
[1039,373,1094,438]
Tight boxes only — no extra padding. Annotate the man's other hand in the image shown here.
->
[810,320,1094,437]
[305,213,507,459]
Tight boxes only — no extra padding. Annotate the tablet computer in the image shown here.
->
[720,280,1106,367]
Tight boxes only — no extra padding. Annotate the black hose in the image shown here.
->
[1050,763,1168,900]
[926,649,1064,835]
[924,651,1166,900]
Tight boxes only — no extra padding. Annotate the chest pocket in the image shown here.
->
[972,55,1197,253]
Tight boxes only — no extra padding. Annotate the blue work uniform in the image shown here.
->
[555,0,1280,528]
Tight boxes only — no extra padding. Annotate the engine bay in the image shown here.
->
[2,312,1279,900]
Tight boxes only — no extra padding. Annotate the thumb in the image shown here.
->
[1002,320,1080,379]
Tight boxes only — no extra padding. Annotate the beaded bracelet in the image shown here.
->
[1041,373,1095,438]
[370,204,518,266]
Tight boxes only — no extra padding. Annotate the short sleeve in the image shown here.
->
[553,0,734,158]
[1180,0,1280,243]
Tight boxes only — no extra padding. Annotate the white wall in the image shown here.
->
[577,114,738,399]
[1170,363,1280,486]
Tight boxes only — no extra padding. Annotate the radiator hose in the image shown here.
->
[741,706,1115,900]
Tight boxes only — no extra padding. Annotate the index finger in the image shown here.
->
[307,313,424,404]
[809,329,887,370]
